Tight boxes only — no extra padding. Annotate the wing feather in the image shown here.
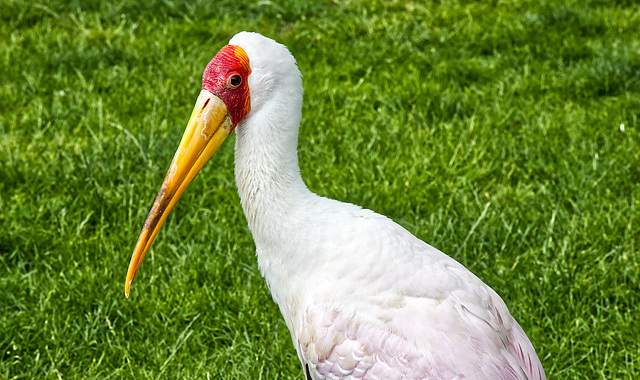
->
[289,209,545,380]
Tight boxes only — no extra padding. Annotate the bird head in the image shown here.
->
[124,38,255,297]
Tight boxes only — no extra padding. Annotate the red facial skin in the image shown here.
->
[202,45,251,129]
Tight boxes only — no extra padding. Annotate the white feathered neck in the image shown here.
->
[230,32,315,261]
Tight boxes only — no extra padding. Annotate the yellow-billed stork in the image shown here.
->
[125,32,546,380]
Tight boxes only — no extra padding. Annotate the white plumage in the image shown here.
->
[230,32,545,380]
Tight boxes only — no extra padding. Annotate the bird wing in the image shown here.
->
[291,208,545,380]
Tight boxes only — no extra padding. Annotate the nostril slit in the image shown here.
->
[202,98,210,111]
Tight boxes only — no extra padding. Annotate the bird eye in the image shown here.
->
[229,75,242,88]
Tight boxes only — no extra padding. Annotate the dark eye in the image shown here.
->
[229,75,242,87]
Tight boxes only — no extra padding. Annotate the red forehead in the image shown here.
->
[202,45,250,88]
[202,45,251,127]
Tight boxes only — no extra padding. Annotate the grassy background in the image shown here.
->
[1,0,639,378]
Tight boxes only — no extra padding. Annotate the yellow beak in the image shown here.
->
[125,90,232,297]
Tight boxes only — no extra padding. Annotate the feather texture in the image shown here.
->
[228,32,546,380]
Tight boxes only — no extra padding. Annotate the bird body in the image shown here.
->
[126,32,546,379]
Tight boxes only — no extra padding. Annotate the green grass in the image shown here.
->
[1,0,639,378]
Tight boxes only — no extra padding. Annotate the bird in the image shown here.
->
[124,32,546,380]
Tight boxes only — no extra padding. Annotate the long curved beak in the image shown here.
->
[125,90,232,297]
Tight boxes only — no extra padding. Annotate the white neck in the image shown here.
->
[233,92,312,247]
[228,32,326,327]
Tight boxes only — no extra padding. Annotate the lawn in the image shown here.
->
[1,0,639,378]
